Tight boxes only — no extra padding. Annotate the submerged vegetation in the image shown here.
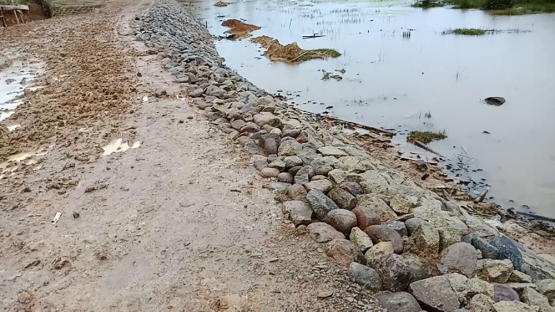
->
[443,28,487,35]
[408,130,448,144]
[445,0,555,14]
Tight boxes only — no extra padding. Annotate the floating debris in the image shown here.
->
[214,1,230,7]
[484,97,506,106]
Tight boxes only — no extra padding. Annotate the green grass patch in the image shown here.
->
[407,130,447,144]
[443,28,487,35]
[445,0,555,14]
[297,49,341,62]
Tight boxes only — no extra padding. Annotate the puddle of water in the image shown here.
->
[0,58,45,123]
[189,0,555,217]
[102,138,141,156]
[0,149,47,178]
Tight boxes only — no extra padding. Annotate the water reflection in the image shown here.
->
[188,0,555,218]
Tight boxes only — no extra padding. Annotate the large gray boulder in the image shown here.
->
[307,222,344,243]
[357,194,397,223]
[410,222,440,254]
[377,292,422,312]
[409,275,461,312]
[375,254,413,292]
[324,239,365,266]
[306,189,339,220]
[480,259,514,283]
[492,301,540,312]
[328,187,357,210]
[282,201,313,226]
[440,242,478,278]
[491,236,523,271]
[347,262,382,291]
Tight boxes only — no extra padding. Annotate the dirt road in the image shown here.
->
[0,1,381,311]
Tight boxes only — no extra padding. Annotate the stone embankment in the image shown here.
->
[137,1,555,311]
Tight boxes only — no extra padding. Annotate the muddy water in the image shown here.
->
[189,0,555,218]
[0,59,44,125]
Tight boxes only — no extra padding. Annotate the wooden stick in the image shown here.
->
[414,140,443,156]
[517,212,555,223]
[475,188,488,203]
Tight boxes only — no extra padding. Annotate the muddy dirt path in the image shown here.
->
[0,1,381,311]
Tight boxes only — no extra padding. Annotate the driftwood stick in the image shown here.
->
[295,108,395,136]
[290,51,310,62]
[475,188,489,203]
[414,140,443,156]
[517,212,555,223]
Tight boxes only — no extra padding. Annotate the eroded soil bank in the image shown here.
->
[1,0,555,311]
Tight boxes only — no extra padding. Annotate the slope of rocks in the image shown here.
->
[137,1,555,311]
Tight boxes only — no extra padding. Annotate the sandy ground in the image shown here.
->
[0,1,383,311]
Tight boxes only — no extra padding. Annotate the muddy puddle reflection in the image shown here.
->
[188,0,555,218]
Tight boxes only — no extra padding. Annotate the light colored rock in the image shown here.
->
[349,227,373,253]
[468,294,496,312]
[508,271,533,283]
[325,239,365,266]
[347,262,382,291]
[284,156,303,168]
[438,226,467,250]
[326,209,357,234]
[268,159,286,171]
[303,179,333,193]
[251,155,268,171]
[409,275,461,312]
[260,168,280,178]
[365,242,394,267]
[386,220,408,237]
[318,146,347,157]
[521,287,551,310]
[481,259,514,283]
[328,169,347,184]
[440,242,478,278]
[253,112,281,127]
[465,278,495,299]
[278,139,302,156]
[411,222,440,254]
[277,172,294,183]
[357,194,397,223]
[493,301,540,312]
[365,225,404,254]
[377,292,422,312]
[282,201,313,226]
[307,222,344,243]
[388,193,414,215]
[536,279,555,302]
[286,184,307,200]
[335,156,375,172]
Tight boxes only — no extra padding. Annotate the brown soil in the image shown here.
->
[221,18,260,39]
[251,35,341,63]
[1,3,48,27]
[214,1,230,7]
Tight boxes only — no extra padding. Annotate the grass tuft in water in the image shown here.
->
[443,28,486,35]
[446,0,555,14]
[408,130,447,144]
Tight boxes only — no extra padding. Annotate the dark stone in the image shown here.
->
[472,237,500,260]
[339,181,364,196]
[377,292,421,312]
[328,188,358,210]
[306,189,339,220]
[326,209,357,234]
[493,284,520,302]
[386,220,408,237]
[347,262,383,291]
[364,225,404,254]
[375,254,413,292]
[491,235,523,270]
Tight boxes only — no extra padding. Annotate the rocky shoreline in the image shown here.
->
[136,1,555,311]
